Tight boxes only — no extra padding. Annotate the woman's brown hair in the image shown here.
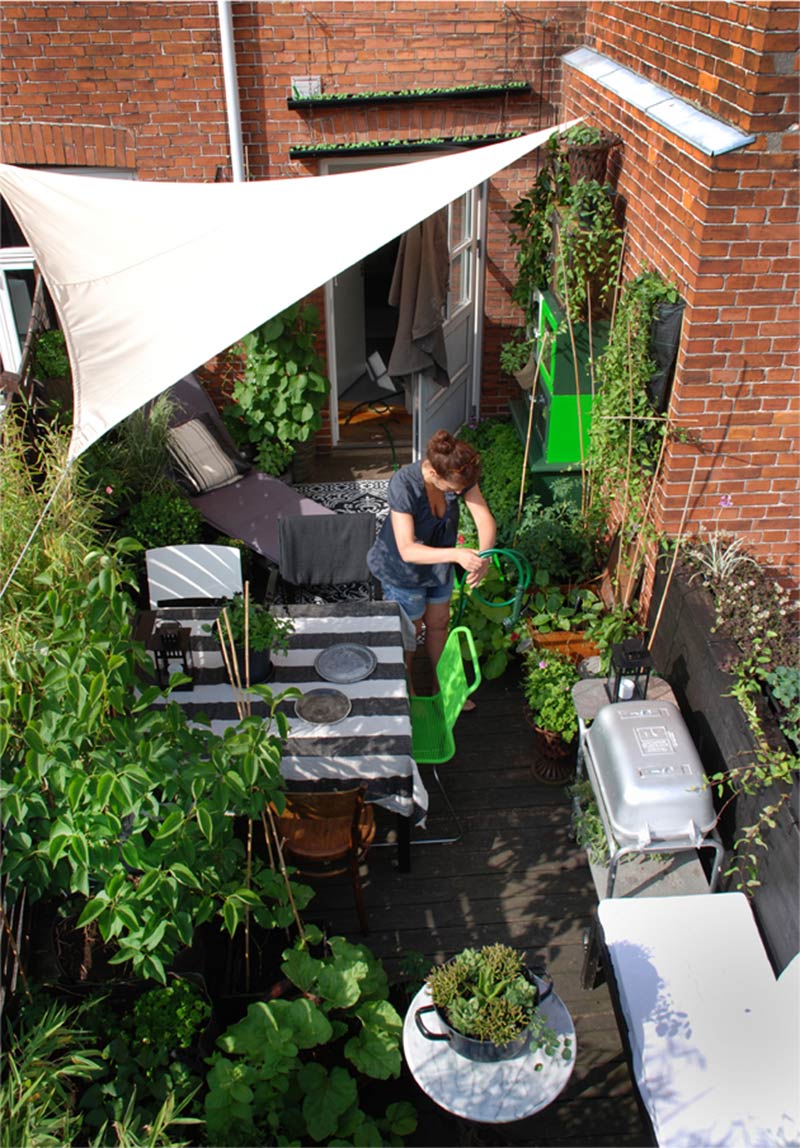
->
[426,429,481,489]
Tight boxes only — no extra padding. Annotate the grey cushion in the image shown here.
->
[167,417,246,494]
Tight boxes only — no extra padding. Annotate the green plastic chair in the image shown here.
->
[410,625,481,845]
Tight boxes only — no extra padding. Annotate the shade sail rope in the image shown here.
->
[0,461,71,602]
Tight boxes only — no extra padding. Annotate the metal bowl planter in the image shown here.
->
[416,946,556,1063]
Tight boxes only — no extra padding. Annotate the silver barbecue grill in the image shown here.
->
[583,700,724,897]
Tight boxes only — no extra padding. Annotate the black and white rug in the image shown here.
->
[294,479,390,524]
[287,480,390,603]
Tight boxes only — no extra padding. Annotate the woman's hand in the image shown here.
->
[455,548,490,587]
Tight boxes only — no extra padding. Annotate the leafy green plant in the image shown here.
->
[1,409,104,654]
[521,648,581,741]
[425,944,570,1059]
[568,777,609,864]
[204,927,417,1147]
[526,578,604,635]
[582,600,643,673]
[558,123,608,148]
[587,267,682,542]
[122,487,204,549]
[223,303,329,474]
[456,418,526,543]
[78,980,209,1134]
[553,178,623,322]
[0,998,104,1148]
[762,665,800,752]
[214,593,295,654]
[450,566,522,679]
[0,538,311,983]
[507,153,560,323]
[32,328,70,378]
[81,393,177,523]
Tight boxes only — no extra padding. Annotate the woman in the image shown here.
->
[367,429,496,698]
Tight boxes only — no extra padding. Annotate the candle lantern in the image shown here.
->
[153,620,194,690]
[605,637,652,703]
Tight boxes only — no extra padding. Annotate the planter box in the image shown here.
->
[289,132,522,159]
[525,619,600,666]
[287,82,531,110]
[648,562,799,974]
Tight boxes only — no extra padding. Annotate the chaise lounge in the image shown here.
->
[166,374,334,565]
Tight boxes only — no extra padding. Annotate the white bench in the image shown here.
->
[598,893,799,1148]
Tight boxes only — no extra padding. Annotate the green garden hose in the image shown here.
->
[452,547,532,627]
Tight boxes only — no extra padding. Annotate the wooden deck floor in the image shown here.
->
[303,656,653,1148]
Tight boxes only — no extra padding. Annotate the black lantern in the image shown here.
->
[605,637,652,703]
[153,620,194,690]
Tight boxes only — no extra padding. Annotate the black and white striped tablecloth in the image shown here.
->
[138,601,427,822]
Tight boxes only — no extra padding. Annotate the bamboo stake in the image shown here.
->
[553,216,588,515]
[244,817,253,992]
[648,456,699,650]
[622,415,672,610]
[609,230,627,331]
[262,806,306,944]
[216,612,246,719]
[243,580,250,692]
[514,335,548,535]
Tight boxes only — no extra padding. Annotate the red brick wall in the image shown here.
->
[1,1,585,431]
[2,3,797,591]
[570,1,799,593]
[1,3,228,181]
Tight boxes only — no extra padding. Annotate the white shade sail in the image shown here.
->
[0,122,570,460]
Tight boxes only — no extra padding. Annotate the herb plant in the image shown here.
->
[215,593,295,654]
[521,649,581,742]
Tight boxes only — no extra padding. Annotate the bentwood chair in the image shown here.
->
[144,544,243,609]
[272,785,376,933]
[409,625,481,846]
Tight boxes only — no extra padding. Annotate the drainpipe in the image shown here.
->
[217,0,245,182]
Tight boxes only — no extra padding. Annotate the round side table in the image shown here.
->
[402,985,576,1123]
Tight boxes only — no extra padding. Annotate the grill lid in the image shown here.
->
[584,700,716,846]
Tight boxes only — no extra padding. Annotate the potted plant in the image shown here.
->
[552,178,623,322]
[223,303,330,481]
[216,593,294,684]
[556,123,620,186]
[522,647,581,754]
[415,943,571,1064]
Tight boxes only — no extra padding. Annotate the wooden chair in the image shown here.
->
[273,785,376,933]
[410,625,481,846]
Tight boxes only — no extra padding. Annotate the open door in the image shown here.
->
[323,158,487,455]
[412,182,486,458]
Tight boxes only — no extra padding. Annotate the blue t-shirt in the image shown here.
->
[367,461,463,588]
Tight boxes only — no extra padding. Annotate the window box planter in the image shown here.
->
[287,81,531,110]
[289,131,523,159]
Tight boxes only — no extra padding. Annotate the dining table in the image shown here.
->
[134,599,428,871]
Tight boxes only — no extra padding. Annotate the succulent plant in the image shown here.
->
[425,943,570,1059]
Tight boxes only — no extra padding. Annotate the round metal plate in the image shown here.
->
[294,688,352,724]
[314,643,377,684]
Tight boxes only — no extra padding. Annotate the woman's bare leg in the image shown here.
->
[423,600,451,671]
[405,617,425,693]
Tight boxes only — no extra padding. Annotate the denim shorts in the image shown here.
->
[381,575,454,622]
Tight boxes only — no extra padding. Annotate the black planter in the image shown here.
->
[234,646,273,684]
[647,299,685,412]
